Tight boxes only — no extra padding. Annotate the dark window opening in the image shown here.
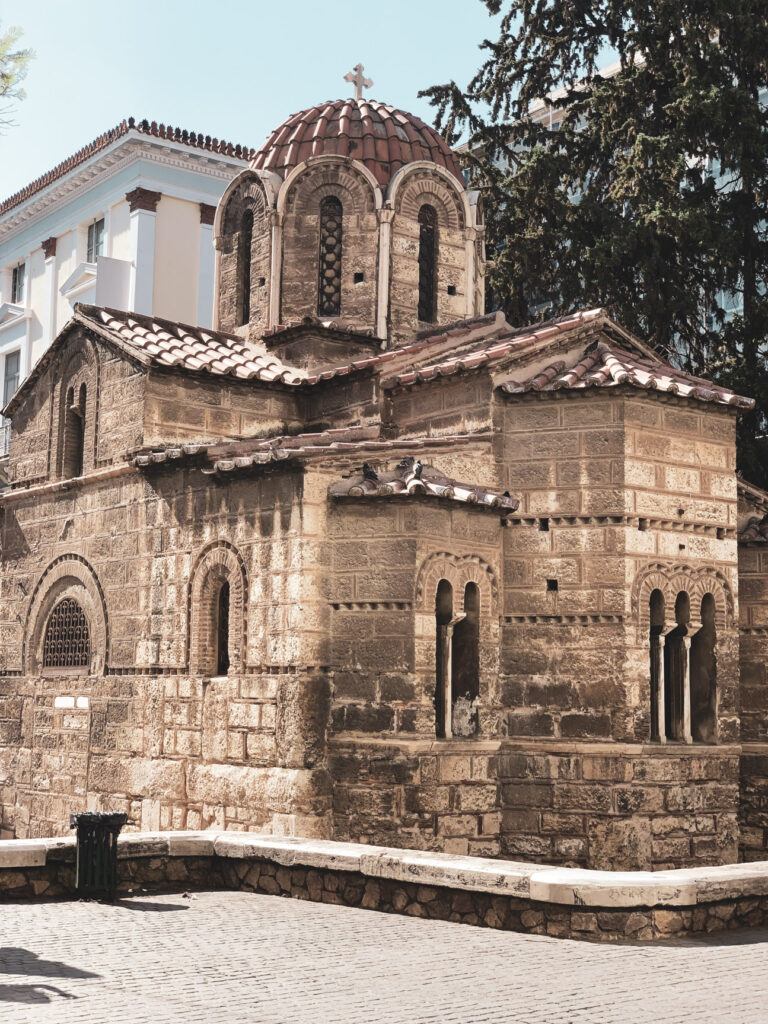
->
[663,591,690,741]
[649,589,665,741]
[435,579,453,739]
[318,196,343,317]
[418,204,438,323]
[546,579,558,592]
[451,583,480,737]
[43,597,90,670]
[216,580,230,676]
[690,593,717,743]
[353,272,364,284]
[238,210,254,325]
[62,383,85,479]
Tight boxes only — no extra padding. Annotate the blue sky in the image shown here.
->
[0,0,501,199]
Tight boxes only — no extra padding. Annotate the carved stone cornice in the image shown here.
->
[199,203,216,225]
[0,137,249,242]
[126,187,162,213]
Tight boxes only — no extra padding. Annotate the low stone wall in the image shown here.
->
[1,832,767,942]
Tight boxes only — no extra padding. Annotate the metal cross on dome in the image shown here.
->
[344,64,373,101]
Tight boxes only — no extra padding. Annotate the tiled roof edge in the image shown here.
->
[0,117,258,217]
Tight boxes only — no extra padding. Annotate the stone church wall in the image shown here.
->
[143,369,304,446]
[737,532,768,862]
[0,464,333,840]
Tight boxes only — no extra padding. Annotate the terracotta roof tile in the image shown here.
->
[133,428,493,474]
[329,460,518,514]
[500,339,754,410]
[75,305,307,386]
[250,98,463,188]
[0,117,256,217]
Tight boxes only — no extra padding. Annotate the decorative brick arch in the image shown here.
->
[389,165,468,231]
[278,155,383,218]
[415,551,499,619]
[632,562,733,638]
[188,541,248,675]
[24,554,108,675]
[215,171,274,335]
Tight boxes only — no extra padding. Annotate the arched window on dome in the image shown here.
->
[318,197,343,317]
[418,204,438,323]
[237,210,254,326]
[43,597,90,671]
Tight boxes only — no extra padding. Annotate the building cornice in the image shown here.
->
[0,132,251,244]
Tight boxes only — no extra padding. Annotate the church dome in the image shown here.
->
[250,98,463,189]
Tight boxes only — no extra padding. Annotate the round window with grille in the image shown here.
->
[43,598,90,669]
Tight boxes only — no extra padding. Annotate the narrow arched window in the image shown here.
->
[318,196,342,317]
[238,210,254,325]
[649,589,665,741]
[43,598,90,670]
[435,580,453,738]
[62,384,85,479]
[452,582,480,737]
[664,591,690,741]
[418,204,438,323]
[216,580,230,676]
[690,593,717,742]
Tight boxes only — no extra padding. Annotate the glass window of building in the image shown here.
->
[86,218,105,263]
[10,263,25,304]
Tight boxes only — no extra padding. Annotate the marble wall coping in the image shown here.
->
[2,831,767,908]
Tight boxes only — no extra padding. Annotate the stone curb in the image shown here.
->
[2,831,767,909]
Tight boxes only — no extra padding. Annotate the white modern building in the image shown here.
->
[0,118,255,455]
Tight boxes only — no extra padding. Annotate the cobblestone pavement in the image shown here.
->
[0,891,766,1024]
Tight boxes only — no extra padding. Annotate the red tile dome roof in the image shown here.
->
[250,98,464,189]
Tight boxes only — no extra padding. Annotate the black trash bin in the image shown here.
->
[69,811,128,899]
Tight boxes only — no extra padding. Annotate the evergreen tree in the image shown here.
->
[423,1,768,486]
[0,22,33,131]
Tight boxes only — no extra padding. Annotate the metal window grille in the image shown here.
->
[43,598,90,669]
[418,205,438,323]
[11,263,25,304]
[86,218,105,263]
[318,197,342,317]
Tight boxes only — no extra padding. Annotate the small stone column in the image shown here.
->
[683,635,693,743]
[376,209,394,340]
[268,209,283,329]
[197,204,216,328]
[126,188,161,315]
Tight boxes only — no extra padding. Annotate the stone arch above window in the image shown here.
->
[632,562,733,640]
[25,555,108,675]
[52,338,98,481]
[416,551,498,619]
[390,166,467,230]
[189,542,248,676]
[216,172,273,335]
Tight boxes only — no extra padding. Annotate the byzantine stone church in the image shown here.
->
[1,77,767,871]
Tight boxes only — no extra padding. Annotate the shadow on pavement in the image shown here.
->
[0,947,100,1004]
[0,982,77,1004]
[114,898,190,912]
